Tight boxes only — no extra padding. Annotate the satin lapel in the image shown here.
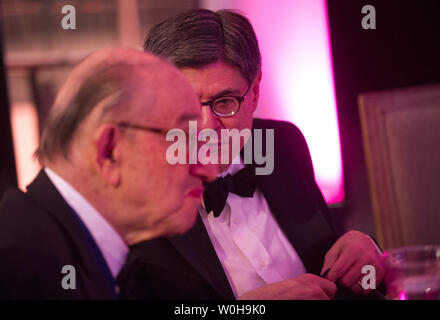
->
[168,215,235,299]
[249,118,337,274]
[25,170,116,299]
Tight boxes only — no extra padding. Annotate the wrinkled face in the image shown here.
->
[180,61,261,172]
[118,69,214,238]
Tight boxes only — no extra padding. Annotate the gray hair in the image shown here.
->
[144,9,261,84]
[35,49,158,163]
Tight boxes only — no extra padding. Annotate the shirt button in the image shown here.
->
[115,285,120,295]
[259,260,266,268]
[233,218,240,225]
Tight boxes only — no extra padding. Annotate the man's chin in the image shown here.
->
[164,204,199,236]
[177,206,200,234]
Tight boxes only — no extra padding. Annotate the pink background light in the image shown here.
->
[203,0,344,203]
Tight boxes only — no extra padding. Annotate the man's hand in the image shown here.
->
[321,230,384,294]
[238,274,337,300]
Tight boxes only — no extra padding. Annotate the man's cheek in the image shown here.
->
[221,118,237,131]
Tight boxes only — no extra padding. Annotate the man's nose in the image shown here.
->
[200,106,222,131]
[190,162,217,183]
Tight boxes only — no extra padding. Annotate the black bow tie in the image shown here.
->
[203,165,257,217]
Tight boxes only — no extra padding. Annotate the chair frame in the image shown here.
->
[358,83,440,249]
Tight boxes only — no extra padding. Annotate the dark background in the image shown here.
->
[327,0,440,234]
[1,0,440,235]
[0,9,17,197]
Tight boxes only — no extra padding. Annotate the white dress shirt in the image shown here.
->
[200,157,306,298]
[45,168,128,279]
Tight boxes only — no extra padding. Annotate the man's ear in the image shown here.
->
[251,71,262,112]
[93,124,122,187]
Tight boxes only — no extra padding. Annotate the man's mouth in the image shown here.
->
[186,187,205,198]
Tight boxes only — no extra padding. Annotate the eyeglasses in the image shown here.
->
[201,83,251,118]
[115,121,168,135]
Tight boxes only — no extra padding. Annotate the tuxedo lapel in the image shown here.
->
[25,170,116,299]
[251,118,337,275]
[168,215,235,299]
[257,167,336,275]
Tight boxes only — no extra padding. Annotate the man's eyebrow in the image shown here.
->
[207,88,242,100]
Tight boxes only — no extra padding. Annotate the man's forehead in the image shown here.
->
[141,110,200,129]
[180,65,247,99]
[167,98,202,127]
[129,80,200,128]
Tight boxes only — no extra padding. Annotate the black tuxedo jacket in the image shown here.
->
[117,119,341,299]
[0,170,117,299]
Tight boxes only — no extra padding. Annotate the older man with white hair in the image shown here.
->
[0,48,215,299]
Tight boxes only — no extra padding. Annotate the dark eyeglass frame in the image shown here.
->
[115,121,168,135]
[200,82,252,118]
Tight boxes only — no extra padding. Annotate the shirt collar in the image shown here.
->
[201,154,244,215]
[218,154,245,178]
[45,167,128,279]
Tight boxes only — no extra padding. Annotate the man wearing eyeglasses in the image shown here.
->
[117,9,385,300]
[0,48,216,299]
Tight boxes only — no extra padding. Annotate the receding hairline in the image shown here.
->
[35,48,181,163]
